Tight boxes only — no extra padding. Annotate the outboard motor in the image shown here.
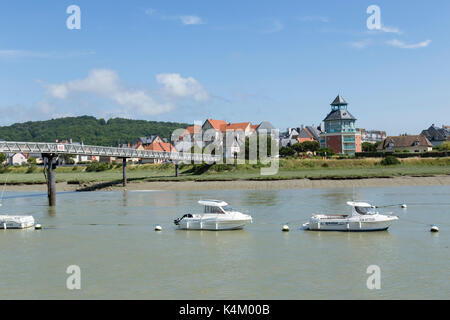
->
[174,214,193,225]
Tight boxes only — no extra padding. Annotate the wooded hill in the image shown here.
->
[0,116,190,146]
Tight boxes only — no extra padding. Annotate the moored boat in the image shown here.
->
[174,200,252,230]
[304,201,398,232]
[0,215,35,229]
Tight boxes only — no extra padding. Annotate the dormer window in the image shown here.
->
[388,142,394,148]
[413,141,419,146]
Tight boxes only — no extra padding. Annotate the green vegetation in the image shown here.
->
[362,142,376,152]
[279,141,326,158]
[381,155,401,166]
[1,157,449,185]
[434,141,450,151]
[85,162,113,172]
[0,116,190,146]
[317,147,335,157]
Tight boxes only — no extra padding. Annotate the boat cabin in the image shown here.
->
[199,200,233,214]
[347,201,377,215]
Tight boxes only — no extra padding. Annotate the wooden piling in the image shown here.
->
[43,154,56,206]
[123,158,127,186]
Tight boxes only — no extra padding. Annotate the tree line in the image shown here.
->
[0,116,190,147]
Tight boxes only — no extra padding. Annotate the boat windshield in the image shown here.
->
[354,206,375,215]
[204,206,225,214]
[222,205,234,213]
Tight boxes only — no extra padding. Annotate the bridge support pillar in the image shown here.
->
[122,158,127,187]
[43,153,57,207]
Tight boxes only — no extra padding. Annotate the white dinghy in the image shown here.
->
[0,215,35,229]
[174,200,252,230]
[304,201,398,232]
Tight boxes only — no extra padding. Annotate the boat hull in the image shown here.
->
[307,217,397,232]
[0,215,35,229]
[176,217,252,231]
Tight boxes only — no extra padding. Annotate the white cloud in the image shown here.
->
[379,25,402,34]
[387,39,431,49]
[349,39,372,49]
[179,15,204,25]
[145,9,205,26]
[156,73,210,101]
[298,16,329,23]
[36,69,210,119]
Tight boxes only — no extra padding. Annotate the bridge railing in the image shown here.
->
[0,141,222,163]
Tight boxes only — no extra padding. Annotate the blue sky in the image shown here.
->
[0,0,449,135]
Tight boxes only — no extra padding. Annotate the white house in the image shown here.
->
[8,153,27,165]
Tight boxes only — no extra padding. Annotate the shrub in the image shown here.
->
[380,155,401,166]
[0,166,11,174]
[321,163,329,168]
[317,147,335,157]
[26,165,37,174]
[86,162,113,172]
[279,147,295,157]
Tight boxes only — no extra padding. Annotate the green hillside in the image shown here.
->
[0,116,190,146]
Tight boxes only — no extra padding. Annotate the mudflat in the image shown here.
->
[4,175,450,192]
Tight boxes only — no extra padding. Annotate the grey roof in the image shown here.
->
[323,109,356,121]
[421,125,450,142]
[256,121,275,132]
[304,126,321,140]
[137,136,160,145]
[280,138,298,147]
[331,95,348,106]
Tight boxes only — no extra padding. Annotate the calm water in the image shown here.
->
[0,186,449,299]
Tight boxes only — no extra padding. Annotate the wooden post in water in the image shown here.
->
[122,158,127,186]
[175,162,178,177]
[43,153,56,206]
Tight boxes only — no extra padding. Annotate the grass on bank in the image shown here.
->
[0,157,449,185]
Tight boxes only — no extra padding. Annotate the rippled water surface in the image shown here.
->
[0,186,449,299]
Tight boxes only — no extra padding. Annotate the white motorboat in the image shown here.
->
[174,200,253,230]
[0,215,35,229]
[304,201,398,232]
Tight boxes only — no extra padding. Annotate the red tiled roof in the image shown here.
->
[250,124,259,131]
[179,125,201,138]
[206,119,227,131]
[225,122,251,131]
[145,141,176,152]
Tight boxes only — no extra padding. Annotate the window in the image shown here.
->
[355,206,375,215]
[222,205,234,212]
[204,206,224,214]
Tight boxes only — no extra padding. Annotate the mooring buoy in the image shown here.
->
[282,225,290,232]
[155,225,162,231]
[35,224,42,230]
[401,204,407,209]
[430,225,439,233]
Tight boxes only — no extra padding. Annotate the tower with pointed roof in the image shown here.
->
[320,95,361,154]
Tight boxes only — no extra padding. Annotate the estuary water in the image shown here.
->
[0,185,449,299]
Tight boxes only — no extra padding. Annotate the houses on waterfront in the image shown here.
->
[174,119,276,159]
[376,135,433,153]
[421,124,450,146]
[1,94,448,165]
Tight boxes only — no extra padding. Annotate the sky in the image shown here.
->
[0,0,449,135]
